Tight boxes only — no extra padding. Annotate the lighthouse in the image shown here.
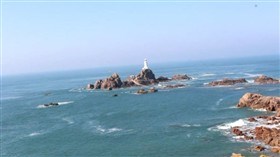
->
[142,59,149,70]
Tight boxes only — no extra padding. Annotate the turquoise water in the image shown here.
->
[2,56,280,157]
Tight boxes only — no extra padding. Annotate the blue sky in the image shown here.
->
[2,1,279,75]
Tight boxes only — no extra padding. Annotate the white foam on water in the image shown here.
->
[95,125,123,134]
[62,117,74,124]
[217,119,247,130]
[201,73,216,77]
[1,96,22,101]
[28,132,42,137]
[253,108,267,112]
[247,79,254,83]
[244,73,261,78]
[58,101,74,105]
[225,72,235,75]
[235,87,245,90]
[216,98,223,106]
[171,123,201,128]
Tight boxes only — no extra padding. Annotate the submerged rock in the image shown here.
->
[43,102,59,107]
[164,84,185,89]
[157,76,170,82]
[236,93,280,111]
[172,74,191,80]
[137,89,148,94]
[254,75,279,84]
[254,145,265,151]
[208,78,247,86]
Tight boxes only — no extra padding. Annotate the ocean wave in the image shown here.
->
[216,99,223,106]
[208,117,280,141]
[28,132,42,137]
[247,80,254,83]
[234,87,245,90]
[1,96,22,101]
[201,73,216,77]
[37,101,74,108]
[170,123,201,128]
[244,73,261,78]
[225,72,235,75]
[62,117,74,124]
[95,125,123,134]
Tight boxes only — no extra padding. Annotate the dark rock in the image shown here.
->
[121,80,135,87]
[137,89,148,94]
[248,117,257,122]
[112,94,118,97]
[157,76,170,82]
[254,145,265,151]
[164,84,185,89]
[149,87,158,93]
[208,78,247,86]
[232,128,244,136]
[86,84,94,90]
[94,80,103,89]
[43,102,59,107]
[254,75,279,84]
[172,74,191,80]
[108,87,112,91]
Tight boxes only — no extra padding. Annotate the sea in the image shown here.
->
[2,55,280,157]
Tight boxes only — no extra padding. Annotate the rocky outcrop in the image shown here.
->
[208,78,247,86]
[255,126,280,147]
[236,93,280,111]
[133,69,158,85]
[172,74,191,80]
[231,93,280,154]
[157,76,170,82]
[94,73,122,90]
[254,75,279,84]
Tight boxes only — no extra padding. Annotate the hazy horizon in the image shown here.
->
[3,1,279,75]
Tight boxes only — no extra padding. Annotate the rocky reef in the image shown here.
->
[172,74,191,80]
[232,93,280,154]
[208,78,247,86]
[254,75,279,84]
[87,65,192,90]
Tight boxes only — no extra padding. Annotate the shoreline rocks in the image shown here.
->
[136,87,158,94]
[237,93,280,111]
[232,93,280,154]
[208,78,247,86]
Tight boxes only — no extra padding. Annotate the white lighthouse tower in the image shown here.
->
[142,58,149,70]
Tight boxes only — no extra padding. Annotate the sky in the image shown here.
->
[2,0,279,75]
